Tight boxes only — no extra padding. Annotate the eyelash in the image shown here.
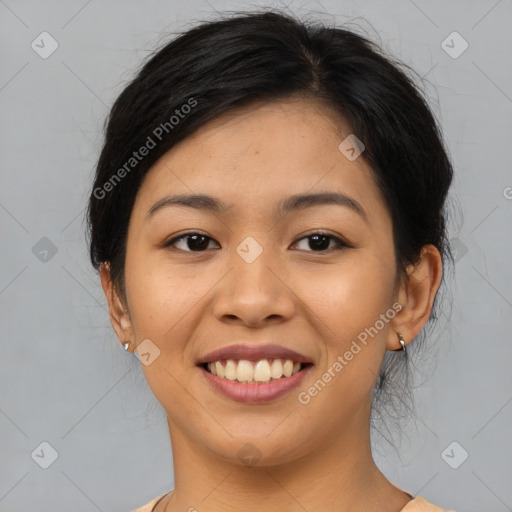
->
[163,231,352,253]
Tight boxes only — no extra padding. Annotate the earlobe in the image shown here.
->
[387,245,443,351]
[99,262,134,349]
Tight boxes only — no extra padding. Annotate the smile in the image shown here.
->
[199,359,314,402]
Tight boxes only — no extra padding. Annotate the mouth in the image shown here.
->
[199,358,314,384]
[196,344,314,402]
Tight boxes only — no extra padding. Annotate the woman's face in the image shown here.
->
[115,98,402,465]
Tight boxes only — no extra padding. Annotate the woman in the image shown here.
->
[86,10,455,512]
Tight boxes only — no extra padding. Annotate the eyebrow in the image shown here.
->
[145,191,368,222]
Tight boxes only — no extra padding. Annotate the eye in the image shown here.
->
[164,232,220,252]
[292,232,351,252]
[163,231,351,253]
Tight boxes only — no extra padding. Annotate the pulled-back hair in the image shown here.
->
[86,9,453,431]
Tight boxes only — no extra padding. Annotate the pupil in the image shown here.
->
[309,235,329,251]
[188,235,209,251]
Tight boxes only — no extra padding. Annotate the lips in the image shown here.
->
[196,343,314,402]
[196,343,313,365]
[199,362,313,402]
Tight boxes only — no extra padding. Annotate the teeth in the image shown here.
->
[254,360,271,382]
[236,360,254,382]
[270,359,282,379]
[214,361,224,378]
[206,358,304,383]
[283,360,293,377]
[225,360,237,381]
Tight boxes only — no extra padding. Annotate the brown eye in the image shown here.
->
[293,232,350,252]
[165,233,220,252]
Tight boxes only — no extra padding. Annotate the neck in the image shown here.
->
[158,411,411,512]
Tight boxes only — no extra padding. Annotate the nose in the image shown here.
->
[211,246,296,328]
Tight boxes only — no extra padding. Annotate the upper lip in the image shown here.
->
[197,344,313,364]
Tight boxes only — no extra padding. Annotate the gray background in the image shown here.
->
[1,0,511,511]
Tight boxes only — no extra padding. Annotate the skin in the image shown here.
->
[100,97,442,512]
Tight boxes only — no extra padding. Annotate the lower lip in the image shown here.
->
[199,365,313,403]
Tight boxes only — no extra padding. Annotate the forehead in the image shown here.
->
[131,97,388,223]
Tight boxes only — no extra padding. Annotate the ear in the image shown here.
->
[387,244,443,351]
[99,262,134,351]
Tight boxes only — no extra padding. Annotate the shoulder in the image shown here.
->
[131,493,455,512]
[131,493,168,512]
[401,496,457,512]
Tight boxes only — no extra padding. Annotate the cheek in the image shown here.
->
[291,309,395,446]
[124,249,207,339]
[297,254,396,395]
[291,264,395,426]
[299,255,396,334]
[123,256,207,412]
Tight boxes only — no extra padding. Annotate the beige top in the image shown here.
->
[132,493,456,511]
